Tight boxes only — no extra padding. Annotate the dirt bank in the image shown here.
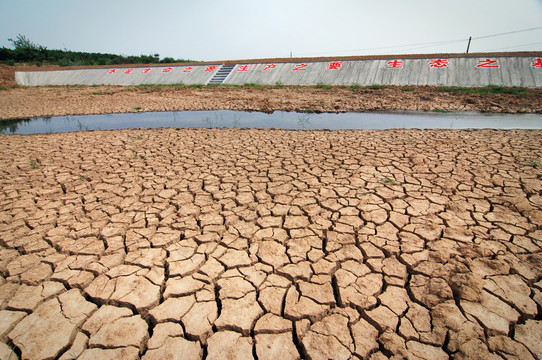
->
[1,63,542,120]
[1,83,541,120]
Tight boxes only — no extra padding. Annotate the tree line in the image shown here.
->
[0,34,193,66]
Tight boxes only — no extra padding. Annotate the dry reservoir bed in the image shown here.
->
[0,128,541,360]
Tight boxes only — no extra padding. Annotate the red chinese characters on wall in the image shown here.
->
[429,59,448,68]
[108,57,526,79]
[532,58,542,68]
[477,59,499,68]
[385,60,403,69]
[263,64,277,71]
[328,62,343,70]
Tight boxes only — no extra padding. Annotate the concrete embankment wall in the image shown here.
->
[15,55,542,88]
[15,64,222,86]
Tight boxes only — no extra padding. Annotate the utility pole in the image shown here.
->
[290,51,292,58]
[466,36,472,54]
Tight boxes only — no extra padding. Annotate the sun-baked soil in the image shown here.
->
[1,62,542,120]
[1,127,542,359]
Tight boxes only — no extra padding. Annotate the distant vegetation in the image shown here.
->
[0,34,194,66]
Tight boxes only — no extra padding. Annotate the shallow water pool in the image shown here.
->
[1,110,542,134]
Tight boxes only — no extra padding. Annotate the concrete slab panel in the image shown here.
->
[16,65,220,86]
[15,55,542,88]
[530,57,542,87]
[364,60,382,85]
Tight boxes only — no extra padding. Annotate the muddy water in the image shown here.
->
[1,110,542,134]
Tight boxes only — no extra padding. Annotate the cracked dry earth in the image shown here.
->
[0,128,542,360]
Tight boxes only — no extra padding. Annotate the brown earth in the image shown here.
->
[1,127,542,359]
[1,62,542,120]
[1,83,542,120]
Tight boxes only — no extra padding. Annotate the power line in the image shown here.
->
[295,26,542,57]
[473,26,542,40]
[297,39,465,56]
[485,41,542,52]
[391,39,467,54]
[467,27,542,53]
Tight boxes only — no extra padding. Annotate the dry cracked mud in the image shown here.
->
[0,128,541,359]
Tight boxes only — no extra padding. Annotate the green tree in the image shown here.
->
[8,34,46,51]
[1,34,193,65]
[7,34,47,62]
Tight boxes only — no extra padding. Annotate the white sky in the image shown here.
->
[1,0,541,61]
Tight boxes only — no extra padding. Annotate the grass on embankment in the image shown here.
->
[435,84,535,96]
[127,83,537,95]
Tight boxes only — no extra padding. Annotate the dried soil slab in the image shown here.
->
[301,313,354,359]
[58,332,89,360]
[84,265,162,312]
[6,254,52,285]
[483,275,537,318]
[181,301,218,343]
[149,296,196,324]
[88,315,148,352]
[8,290,97,360]
[7,281,65,311]
[514,320,542,358]
[255,333,300,360]
[215,293,264,335]
[207,331,253,360]
[81,304,133,334]
[78,347,140,360]
[0,310,26,341]
[0,342,15,360]
[146,323,184,349]
[143,337,202,360]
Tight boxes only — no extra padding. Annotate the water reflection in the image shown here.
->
[232,114,241,128]
[201,113,225,128]
[200,113,244,128]
[1,110,541,135]
[0,118,32,134]
[297,113,311,129]
[0,117,52,134]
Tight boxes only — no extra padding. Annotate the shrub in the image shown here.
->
[315,83,332,89]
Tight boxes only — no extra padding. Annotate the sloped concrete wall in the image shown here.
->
[15,56,542,88]
[223,57,542,87]
[15,64,221,86]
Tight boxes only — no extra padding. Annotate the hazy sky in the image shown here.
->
[1,0,541,61]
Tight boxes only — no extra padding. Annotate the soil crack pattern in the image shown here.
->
[0,128,541,359]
